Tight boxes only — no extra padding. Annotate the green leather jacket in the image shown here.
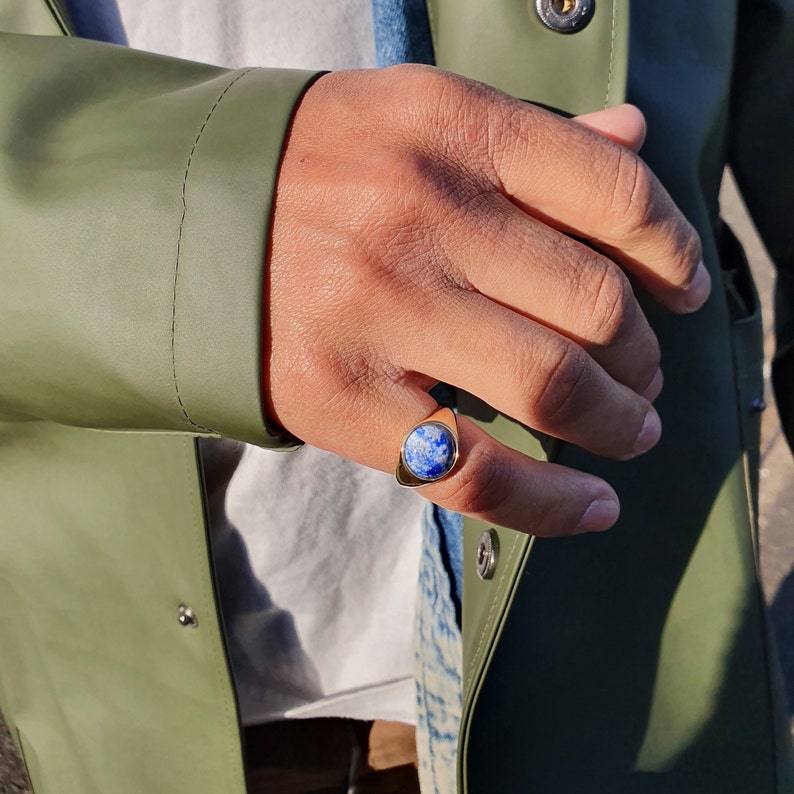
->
[0,1,792,792]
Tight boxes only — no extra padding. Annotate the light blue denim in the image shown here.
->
[370,0,434,67]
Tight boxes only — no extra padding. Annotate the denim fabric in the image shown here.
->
[414,502,463,793]
[434,504,464,623]
[370,0,434,67]
[65,0,127,44]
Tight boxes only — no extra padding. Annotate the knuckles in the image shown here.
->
[528,343,592,429]
[583,264,634,347]
[607,147,655,238]
[672,226,704,290]
[603,147,703,294]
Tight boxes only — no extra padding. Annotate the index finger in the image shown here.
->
[476,97,709,314]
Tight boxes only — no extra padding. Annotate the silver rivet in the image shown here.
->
[177,604,198,628]
[534,0,595,33]
[476,529,499,580]
[751,397,767,413]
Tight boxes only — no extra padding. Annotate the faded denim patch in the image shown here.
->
[415,503,463,793]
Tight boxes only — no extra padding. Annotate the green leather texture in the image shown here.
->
[0,9,316,792]
[427,0,627,115]
[458,415,536,794]
[434,0,794,791]
[0,33,311,448]
[0,0,68,35]
[0,428,246,793]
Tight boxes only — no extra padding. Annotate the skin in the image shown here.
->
[265,65,710,537]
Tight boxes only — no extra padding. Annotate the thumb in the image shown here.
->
[573,104,647,153]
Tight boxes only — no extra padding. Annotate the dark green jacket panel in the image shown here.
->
[0,33,313,447]
[434,0,793,791]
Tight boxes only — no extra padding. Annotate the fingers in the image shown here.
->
[573,104,647,153]
[295,374,621,536]
[264,68,713,541]
[449,90,710,313]
[438,190,660,395]
[421,417,620,536]
[389,290,660,461]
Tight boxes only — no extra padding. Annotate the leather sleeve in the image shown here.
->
[0,31,314,447]
[728,0,794,451]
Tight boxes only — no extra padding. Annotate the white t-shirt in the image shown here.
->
[115,0,427,726]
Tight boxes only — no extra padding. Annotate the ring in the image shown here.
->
[395,407,459,488]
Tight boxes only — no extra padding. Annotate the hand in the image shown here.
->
[265,65,709,536]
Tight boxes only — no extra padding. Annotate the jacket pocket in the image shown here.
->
[720,221,765,518]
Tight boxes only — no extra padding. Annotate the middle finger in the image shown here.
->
[438,191,661,396]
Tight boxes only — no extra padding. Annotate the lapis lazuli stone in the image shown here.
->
[403,422,456,481]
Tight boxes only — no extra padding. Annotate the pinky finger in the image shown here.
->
[420,416,620,537]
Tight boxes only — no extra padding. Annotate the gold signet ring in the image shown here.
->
[395,407,459,488]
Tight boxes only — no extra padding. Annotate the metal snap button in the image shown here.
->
[534,0,595,33]
[177,604,198,628]
[476,529,499,580]
[751,397,767,413]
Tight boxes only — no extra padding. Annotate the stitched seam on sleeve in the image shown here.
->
[171,67,257,434]
[604,0,617,109]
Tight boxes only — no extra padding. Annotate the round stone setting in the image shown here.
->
[401,421,457,481]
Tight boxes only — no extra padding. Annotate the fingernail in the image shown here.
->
[681,261,711,313]
[575,498,620,533]
[633,409,662,455]
[641,367,664,402]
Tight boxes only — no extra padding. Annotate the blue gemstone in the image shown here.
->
[403,422,456,480]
